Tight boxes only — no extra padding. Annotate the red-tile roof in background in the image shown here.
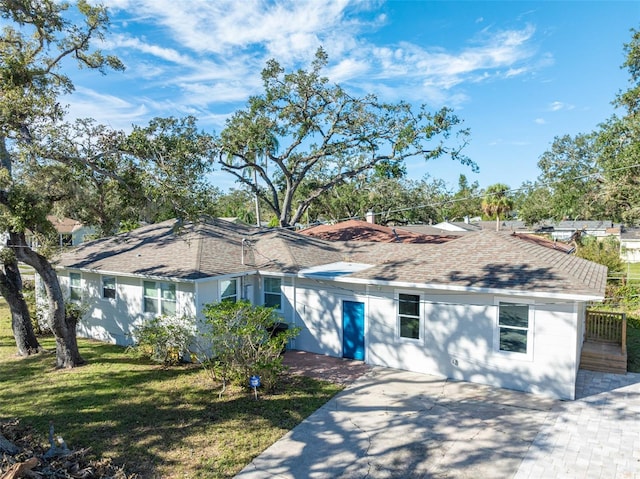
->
[299,219,459,244]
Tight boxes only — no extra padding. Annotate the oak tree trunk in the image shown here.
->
[10,232,84,368]
[0,257,41,356]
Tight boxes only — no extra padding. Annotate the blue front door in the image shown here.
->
[343,300,365,360]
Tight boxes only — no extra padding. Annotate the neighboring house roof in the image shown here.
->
[299,219,459,244]
[621,227,640,240]
[544,220,614,231]
[57,218,607,300]
[47,216,85,234]
[476,220,531,232]
[432,221,482,232]
[395,224,469,236]
[511,233,575,254]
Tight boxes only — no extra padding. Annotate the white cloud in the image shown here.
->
[63,88,150,130]
[549,101,575,111]
[108,34,195,66]
[104,0,365,65]
[86,1,545,126]
[327,58,371,83]
[535,118,546,124]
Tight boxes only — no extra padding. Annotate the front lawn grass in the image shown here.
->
[621,262,640,282]
[0,305,342,478]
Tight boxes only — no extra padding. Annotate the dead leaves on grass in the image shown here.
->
[0,419,136,479]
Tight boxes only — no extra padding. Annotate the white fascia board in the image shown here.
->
[193,271,259,283]
[254,270,290,278]
[55,265,259,284]
[313,274,604,302]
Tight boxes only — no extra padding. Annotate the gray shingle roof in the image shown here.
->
[57,219,606,299]
[57,219,347,280]
[342,231,606,298]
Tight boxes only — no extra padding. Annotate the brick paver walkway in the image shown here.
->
[515,370,640,479]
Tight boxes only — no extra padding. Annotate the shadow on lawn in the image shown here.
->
[1,339,339,478]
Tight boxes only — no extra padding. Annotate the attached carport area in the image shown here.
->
[236,365,640,479]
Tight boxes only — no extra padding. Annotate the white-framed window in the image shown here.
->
[397,292,421,340]
[69,272,82,302]
[143,281,176,315]
[264,277,282,310]
[102,276,116,300]
[220,279,238,303]
[494,299,533,357]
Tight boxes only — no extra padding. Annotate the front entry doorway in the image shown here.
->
[342,300,365,360]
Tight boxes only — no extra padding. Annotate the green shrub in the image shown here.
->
[129,315,196,365]
[603,281,640,328]
[576,235,624,274]
[201,300,300,392]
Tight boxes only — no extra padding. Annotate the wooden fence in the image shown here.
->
[585,310,627,354]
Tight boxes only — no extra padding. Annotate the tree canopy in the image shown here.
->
[0,0,128,366]
[481,183,513,231]
[217,48,473,227]
[516,27,640,226]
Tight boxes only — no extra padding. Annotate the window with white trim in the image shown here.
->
[220,279,238,303]
[69,272,82,303]
[102,276,116,300]
[497,301,530,354]
[264,277,282,310]
[398,293,420,339]
[143,281,176,315]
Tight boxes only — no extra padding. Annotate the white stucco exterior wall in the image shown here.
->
[61,269,195,346]
[292,281,582,400]
[56,266,586,400]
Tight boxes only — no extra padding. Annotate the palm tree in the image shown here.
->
[481,183,514,231]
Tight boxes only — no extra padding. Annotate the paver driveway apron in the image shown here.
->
[235,367,555,479]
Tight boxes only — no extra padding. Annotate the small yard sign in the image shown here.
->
[249,375,261,400]
[249,375,261,388]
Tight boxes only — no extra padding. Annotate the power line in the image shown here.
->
[360,162,640,222]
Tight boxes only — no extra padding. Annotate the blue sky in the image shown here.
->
[66,0,639,192]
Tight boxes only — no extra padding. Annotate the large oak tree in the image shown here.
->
[0,0,123,366]
[218,48,473,227]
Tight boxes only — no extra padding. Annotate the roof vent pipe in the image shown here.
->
[366,210,375,224]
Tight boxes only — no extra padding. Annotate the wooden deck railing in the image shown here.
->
[585,310,627,355]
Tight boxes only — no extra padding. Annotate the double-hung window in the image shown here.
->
[69,272,82,303]
[264,277,282,310]
[220,279,238,303]
[496,301,531,355]
[143,281,176,315]
[102,276,116,300]
[398,293,421,340]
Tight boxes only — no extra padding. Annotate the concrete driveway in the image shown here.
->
[235,367,640,479]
